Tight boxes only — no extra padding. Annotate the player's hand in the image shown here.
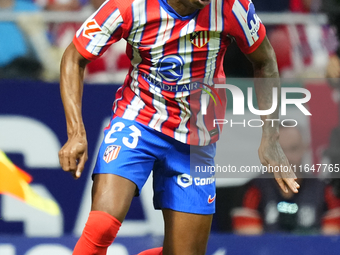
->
[258,136,300,193]
[59,135,88,179]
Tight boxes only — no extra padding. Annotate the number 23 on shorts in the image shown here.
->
[104,121,142,149]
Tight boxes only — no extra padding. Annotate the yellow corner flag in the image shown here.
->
[0,150,60,216]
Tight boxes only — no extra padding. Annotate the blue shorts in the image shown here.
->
[93,116,216,214]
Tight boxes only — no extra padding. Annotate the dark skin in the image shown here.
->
[59,1,299,254]
[247,37,299,194]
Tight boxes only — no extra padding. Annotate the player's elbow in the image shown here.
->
[253,57,278,78]
[61,42,90,69]
[248,37,279,78]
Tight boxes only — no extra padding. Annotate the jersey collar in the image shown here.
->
[158,0,199,21]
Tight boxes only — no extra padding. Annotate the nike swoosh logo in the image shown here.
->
[208,194,216,204]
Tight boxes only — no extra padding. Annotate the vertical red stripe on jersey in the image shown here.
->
[190,35,209,79]
[134,76,157,125]
[161,19,182,57]
[137,0,162,72]
[150,18,182,136]
[160,91,182,137]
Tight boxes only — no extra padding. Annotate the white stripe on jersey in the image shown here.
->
[201,32,221,142]
[128,0,146,83]
[149,94,168,132]
[127,0,148,46]
[197,93,211,146]
[216,0,223,32]
[123,0,147,120]
[122,95,145,120]
[210,0,217,31]
[203,0,223,84]
[174,91,190,143]
[86,9,123,56]
[232,0,259,47]
[149,8,175,84]
[171,19,196,142]
[148,8,175,130]
[179,18,196,84]
[196,0,223,145]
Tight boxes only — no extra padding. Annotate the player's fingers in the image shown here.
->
[59,149,71,172]
[284,178,299,193]
[278,163,299,193]
[69,150,78,172]
[275,177,288,193]
[58,149,63,168]
[75,153,87,179]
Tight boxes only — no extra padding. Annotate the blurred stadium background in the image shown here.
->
[2,0,340,254]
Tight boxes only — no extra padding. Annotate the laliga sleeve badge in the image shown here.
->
[190,31,210,48]
[103,145,121,163]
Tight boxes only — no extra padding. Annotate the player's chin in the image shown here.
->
[194,0,211,8]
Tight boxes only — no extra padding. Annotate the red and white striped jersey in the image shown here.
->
[73,0,266,145]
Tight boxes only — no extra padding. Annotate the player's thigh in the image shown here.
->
[154,140,216,254]
[162,209,213,255]
[91,174,137,223]
[153,141,216,214]
[91,117,163,222]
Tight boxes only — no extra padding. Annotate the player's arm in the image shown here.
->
[246,37,299,193]
[59,42,91,179]
[58,0,125,178]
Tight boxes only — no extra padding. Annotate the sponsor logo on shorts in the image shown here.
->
[103,145,121,163]
[177,174,192,188]
[177,174,215,188]
[194,177,215,186]
[208,194,216,204]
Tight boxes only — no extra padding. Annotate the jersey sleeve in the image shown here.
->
[73,0,125,61]
[226,0,266,55]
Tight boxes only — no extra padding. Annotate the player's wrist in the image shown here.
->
[261,128,279,141]
[67,127,86,138]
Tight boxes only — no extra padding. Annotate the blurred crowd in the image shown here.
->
[230,123,340,235]
[0,0,129,82]
[1,0,339,82]
[3,0,340,236]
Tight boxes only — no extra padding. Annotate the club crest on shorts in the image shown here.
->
[103,145,121,163]
[190,31,210,48]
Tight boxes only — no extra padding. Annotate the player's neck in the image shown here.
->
[167,0,197,16]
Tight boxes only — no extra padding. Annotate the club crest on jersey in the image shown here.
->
[103,145,121,163]
[190,31,210,48]
[83,19,102,40]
